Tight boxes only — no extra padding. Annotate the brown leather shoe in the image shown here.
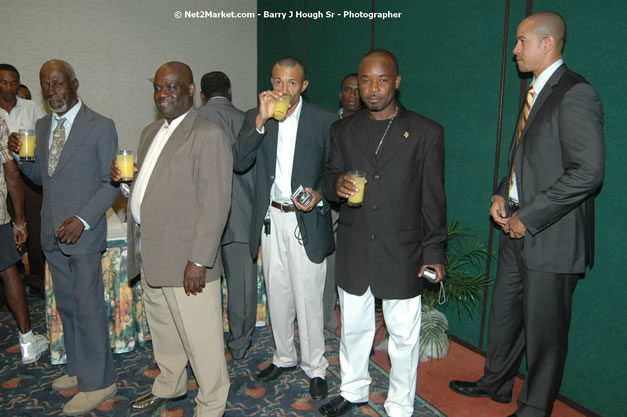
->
[129,392,186,410]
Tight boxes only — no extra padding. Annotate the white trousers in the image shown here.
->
[260,205,328,378]
[338,286,422,417]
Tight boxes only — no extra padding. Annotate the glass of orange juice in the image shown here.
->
[273,94,291,121]
[116,150,134,182]
[18,129,36,161]
[347,170,366,207]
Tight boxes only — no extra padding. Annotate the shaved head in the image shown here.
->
[41,59,76,82]
[158,61,194,85]
[526,11,567,53]
[275,56,306,78]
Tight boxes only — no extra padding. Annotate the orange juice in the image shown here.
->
[18,129,35,160]
[348,171,366,207]
[117,151,134,181]
[273,94,291,121]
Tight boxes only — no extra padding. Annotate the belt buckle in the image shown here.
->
[280,202,293,213]
[508,199,519,213]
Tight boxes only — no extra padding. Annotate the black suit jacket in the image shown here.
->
[497,64,604,273]
[234,100,337,263]
[323,106,447,299]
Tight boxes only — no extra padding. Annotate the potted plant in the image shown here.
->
[419,220,492,361]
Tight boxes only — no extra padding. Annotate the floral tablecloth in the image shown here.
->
[45,238,150,365]
[46,241,268,365]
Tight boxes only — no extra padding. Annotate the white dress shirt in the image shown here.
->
[509,59,564,203]
[0,97,45,132]
[270,96,302,203]
[130,111,188,225]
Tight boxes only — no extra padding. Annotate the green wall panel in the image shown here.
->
[257,1,627,414]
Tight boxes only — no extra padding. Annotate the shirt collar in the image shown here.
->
[54,99,82,125]
[531,58,564,95]
[284,96,303,122]
[162,109,190,130]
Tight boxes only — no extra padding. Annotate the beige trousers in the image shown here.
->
[142,277,229,417]
[260,205,328,379]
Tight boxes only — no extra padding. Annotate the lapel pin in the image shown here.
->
[403,131,409,139]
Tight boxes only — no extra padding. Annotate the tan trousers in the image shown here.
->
[261,205,328,379]
[142,277,229,417]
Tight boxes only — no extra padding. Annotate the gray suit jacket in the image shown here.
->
[19,103,119,254]
[496,64,605,273]
[127,108,233,287]
[197,97,253,245]
[234,100,337,263]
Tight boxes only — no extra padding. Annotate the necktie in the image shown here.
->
[509,86,536,197]
[516,85,536,145]
[48,117,66,176]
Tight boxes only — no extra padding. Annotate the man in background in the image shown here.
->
[450,11,604,417]
[18,84,32,100]
[1,117,48,364]
[9,59,118,415]
[197,71,256,360]
[0,64,46,297]
[338,73,361,119]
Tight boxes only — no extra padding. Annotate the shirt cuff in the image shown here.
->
[256,126,265,134]
[75,215,90,230]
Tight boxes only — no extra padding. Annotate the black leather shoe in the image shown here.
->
[255,363,296,382]
[319,395,368,416]
[449,380,511,403]
[309,377,327,400]
[129,393,186,410]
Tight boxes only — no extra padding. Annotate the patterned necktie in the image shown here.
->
[516,85,536,145]
[509,86,536,196]
[48,117,66,176]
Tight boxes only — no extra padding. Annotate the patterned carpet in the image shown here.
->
[0,293,445,416]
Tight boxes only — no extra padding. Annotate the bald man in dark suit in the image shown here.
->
[450,11,605,417]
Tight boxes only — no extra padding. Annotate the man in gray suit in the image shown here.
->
[197,71,256,360]
[449,12,605,417]
[234,56,336,400]
[9,59,118,415]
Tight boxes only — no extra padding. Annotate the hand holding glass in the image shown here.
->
[116,150,134,182]
[347,170,366,207]
[18,129,36,161]
[273,94,291,121]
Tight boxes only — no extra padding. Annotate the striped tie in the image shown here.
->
[516,86,536,145]
[48,117,66,176]
[509,86,536,197]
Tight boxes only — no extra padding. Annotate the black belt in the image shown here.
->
[271,200,296,213]
[507,199,520,213]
